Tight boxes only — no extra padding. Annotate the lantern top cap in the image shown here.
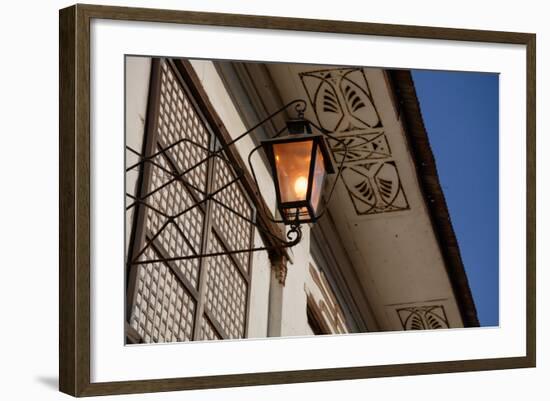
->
[286,118,313,136]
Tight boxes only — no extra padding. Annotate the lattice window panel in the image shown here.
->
[141,154,203,289]
[211,155,254,272]
[158,60,209,192]
[199,315,222,341]
[129,247,196,343]
[126,58,254,344]
[204,235,248,339]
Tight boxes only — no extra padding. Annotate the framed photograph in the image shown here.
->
[59,4,536,397]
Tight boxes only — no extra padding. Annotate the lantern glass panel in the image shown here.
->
[310,146,326,212]
[272,140,313,203]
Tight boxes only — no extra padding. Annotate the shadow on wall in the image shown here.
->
[35,376,58,391]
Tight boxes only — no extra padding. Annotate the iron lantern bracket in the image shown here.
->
[126,99,347,265]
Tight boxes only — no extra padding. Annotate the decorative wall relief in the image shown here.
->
[300,68,409,215]
[329,131,391,164]
[340,161,409,214]
[300,68,382,132]
[396,305,450,330]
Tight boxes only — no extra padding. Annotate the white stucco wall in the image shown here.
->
[278,225,312,337]
[125,56,151,251]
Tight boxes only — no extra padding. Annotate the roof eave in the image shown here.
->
[389,70,480,328]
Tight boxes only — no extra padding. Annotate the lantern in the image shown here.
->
[261,119,335,224]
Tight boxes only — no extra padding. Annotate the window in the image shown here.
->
[306,298,331,335]
[125,58,254,343]
[305,263,350,335]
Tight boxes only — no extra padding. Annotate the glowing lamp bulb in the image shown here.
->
[294,176,308,198]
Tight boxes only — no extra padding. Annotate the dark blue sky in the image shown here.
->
[411,70,499,327]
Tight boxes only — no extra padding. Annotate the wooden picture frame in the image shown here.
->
[59,3,536,397]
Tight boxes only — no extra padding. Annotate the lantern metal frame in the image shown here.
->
[126,99,348,265]
[260,130,335,225]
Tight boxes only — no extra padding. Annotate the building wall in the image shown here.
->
[125,56,466,341]
[188,60,319,338]
[125,56,151,253]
